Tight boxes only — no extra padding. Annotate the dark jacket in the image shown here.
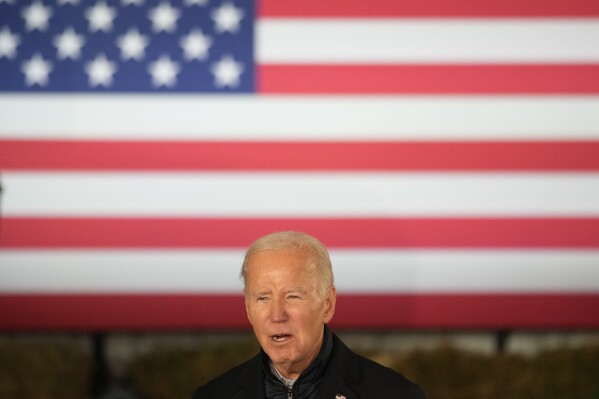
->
[192,333,426,399]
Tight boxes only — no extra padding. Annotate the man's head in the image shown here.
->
[241,231,336,379]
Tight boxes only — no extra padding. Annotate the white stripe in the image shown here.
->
[4,172,599,216]
[0,250,244,293]
[333,250,599,293]
[257,19,599,63]
[1,95,599,139]
[1,250,598,293]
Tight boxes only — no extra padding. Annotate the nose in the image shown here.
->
[269,296,288,323]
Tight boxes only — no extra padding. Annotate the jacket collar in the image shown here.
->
[234,330,363,399]
[233,354,266,399]
[315,333,361,399]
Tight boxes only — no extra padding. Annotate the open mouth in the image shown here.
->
[272,334,291,342]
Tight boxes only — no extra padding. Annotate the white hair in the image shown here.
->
[240,231,334,299]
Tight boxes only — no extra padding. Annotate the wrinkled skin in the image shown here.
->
[245,249,336,379]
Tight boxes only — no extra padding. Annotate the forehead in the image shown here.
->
[246,249,314,281]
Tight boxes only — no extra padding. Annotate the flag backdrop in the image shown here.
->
[1,0,599,331]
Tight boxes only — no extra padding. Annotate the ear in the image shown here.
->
[323,286,336,324]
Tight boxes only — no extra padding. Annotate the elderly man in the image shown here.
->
[192,231,426,399]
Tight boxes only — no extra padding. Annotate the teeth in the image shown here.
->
[273,335,289,342]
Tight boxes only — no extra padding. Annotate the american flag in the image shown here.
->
[1,0,599,331]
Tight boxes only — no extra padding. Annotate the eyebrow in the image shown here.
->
[253,288,307,297]
[286,288,307,295]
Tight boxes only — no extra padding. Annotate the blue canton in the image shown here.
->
[0,0,254,92]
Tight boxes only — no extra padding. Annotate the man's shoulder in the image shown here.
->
[353,353,426,398]
[331,335,426,398]
[191,354,259,399]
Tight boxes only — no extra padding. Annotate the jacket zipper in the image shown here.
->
[287,389,293,399]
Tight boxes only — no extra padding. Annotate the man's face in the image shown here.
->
[244,248,336,379]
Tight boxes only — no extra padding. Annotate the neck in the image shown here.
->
[270,362,297,387]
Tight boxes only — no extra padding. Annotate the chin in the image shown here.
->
[266,347,294,363]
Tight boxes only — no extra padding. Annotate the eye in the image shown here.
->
[287,295,302,300]
[256,296,268,301]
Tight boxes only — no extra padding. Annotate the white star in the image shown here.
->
[0,27,21,59]
[53,27,85,60]
[184,0,208,6]
[21,0,53,32]
[86,1,117,33]
[211,55,243,88]
[21,53,52,86]
[148,2,180,33]
[85,54,117,87]
[121,0,144,5]
[148,55,180,87]
[117,29,149,60]
[180,29,212,61]
[58,0,81,5]
[211,2,244,34]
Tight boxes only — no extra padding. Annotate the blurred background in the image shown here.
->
[1,0,599,398]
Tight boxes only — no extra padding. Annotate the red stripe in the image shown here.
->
[1,293,597,330]
[3,217,599,248]
[336,294,599,329]
[259,0,599,17]
[2,140,599,171]
[259,65,599,94]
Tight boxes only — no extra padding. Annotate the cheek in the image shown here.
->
[246,305,259,326]
[248,307,272,332]
[294,308,324,331]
